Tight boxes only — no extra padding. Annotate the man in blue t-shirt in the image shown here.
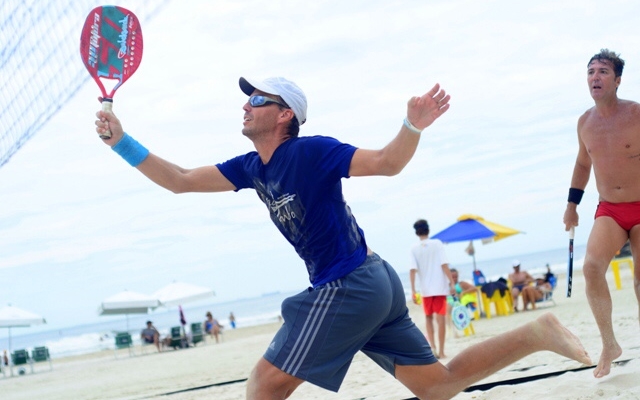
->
[95,77,590,399]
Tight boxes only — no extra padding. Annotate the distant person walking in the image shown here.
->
[229,312,237,329]
[410,219,455,359]
[563,48,640,378]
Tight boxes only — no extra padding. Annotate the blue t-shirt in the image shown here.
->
[216,135,368,287]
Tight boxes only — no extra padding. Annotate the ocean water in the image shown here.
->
[1,244,586,359]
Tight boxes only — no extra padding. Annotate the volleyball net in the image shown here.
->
[0,0,169,168]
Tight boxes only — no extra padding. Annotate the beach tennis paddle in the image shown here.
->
[450,297,471,331]
[567,226,574,297]
[80,5,143,139]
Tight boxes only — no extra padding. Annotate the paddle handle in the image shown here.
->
[567,227,574,297]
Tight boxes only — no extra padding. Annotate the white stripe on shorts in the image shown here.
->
[281,279,343,375]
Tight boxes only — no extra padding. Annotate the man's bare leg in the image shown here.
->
[395,313,591,400]
[154,334,161,352]
[511,288,519,311]
[530,290,538,310]
[436,313,446,359]
[635,268,640,326]
[521,288,532,311]
[425,315,437,356]
[628,226,640,330]
[634,251,640,325]
[528,290,538,310]
[584,218,626,378]
[247,358,304,400]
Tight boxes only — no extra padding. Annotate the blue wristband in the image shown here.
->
[111,133,149,167]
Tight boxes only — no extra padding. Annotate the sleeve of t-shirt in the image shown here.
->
[216,152,257,191]
[304,136,357,182]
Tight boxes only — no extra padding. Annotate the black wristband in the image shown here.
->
[568,188,584,204]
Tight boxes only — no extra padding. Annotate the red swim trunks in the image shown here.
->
[422,295,448,316]
[594,201,640,232]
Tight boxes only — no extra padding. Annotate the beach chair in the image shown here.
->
[190,322,205,346]
[10,349,34,376]
[31,346,53,371]
[610,256,634,290]
[472,270,487,286]
[168,326,187,349]
[140,337,157,354]
[114,332,134,358]
[480,281,512,319]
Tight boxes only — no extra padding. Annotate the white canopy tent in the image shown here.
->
[0,304,46,376]
[98,290,160,331]
[152,281,215,308]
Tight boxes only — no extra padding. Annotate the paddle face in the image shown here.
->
[80,6,143,99]
[451,303,471,330]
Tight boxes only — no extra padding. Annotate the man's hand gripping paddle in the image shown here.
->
[80,6,143,139]
[567,226,574,297]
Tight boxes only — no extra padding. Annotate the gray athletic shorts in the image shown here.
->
[263,253,437,392]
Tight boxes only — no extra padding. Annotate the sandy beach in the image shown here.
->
[3,267,639,400]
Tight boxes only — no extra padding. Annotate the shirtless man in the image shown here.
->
[564,48,640,378]
[508,260,534,311]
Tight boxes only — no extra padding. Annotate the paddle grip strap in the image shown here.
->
[403,117,422,134]
[568,188,584,205]
[111,133,149,167]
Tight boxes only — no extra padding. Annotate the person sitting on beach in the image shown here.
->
[140,321,161,352]
[446,268,478,337]
[448,268,478,312]
[521,277,554,311]
[543,263,556,286]
[508,260,534,311]
[204,312,223,343]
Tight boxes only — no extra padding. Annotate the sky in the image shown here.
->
[2,0,640,332]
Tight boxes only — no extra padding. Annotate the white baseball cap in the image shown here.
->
[239,77,307,125]
[512,259,521,267]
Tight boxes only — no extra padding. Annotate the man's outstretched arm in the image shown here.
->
[349,83,450,177]
[95,109,236,194]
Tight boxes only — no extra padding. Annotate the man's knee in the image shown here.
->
[583,258,609,280]
[247,358,303,399]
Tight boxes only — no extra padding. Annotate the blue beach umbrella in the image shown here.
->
[432,214,523,271]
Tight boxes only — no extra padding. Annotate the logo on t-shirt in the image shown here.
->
[268,193,297,223]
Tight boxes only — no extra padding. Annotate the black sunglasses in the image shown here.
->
[248,95,288,108]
